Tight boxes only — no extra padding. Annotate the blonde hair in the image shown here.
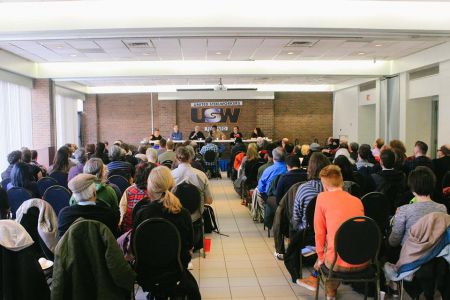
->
[319,165,344,188]
[246,145,259,161]
[147,166,182,214]
[301,144,310,156]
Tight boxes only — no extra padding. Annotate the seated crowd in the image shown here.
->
[1,134,449,300]
[231,137,450,300]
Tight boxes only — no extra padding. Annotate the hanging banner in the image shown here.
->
[191,101,242,123]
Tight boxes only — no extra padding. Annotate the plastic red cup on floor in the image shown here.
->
[204,238,211,252]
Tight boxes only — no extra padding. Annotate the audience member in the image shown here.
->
[134,153,148,163]
[243,144,265,192]
[86,144,96,159]
[93,142,110,164]
[7,162,40,198]
[356,144,375,170]
[297,165,365,297]
[184,145,206,173]
[1,150,22,180]
[389,166,447,247]
[171,124,183,141]
[145,148,158,165]
[349,142,359,162]
[189,126,206,140]
[107,145,134,180]
[372,138,384,158]
[284,143,294,155]
[0,187,9,219]
[133,166,194,269]
[30,150,47,177]
[285,153,330,282]
[71,158,120,214]
[119,162,156,233]
[334,148,355,165]
[58,174,119,238]
[389,139,407,170]
[333,155,355,182]
[21,148,42,180]
[258,147,287,200]
[48,146,74,174]
[257,143,277,181]
[199,137,219,168]
[275,155,307,205]
[405,141,433,173]
[433,144,450,189]
[281,138,289,149]
[157,138,167,156]
[172,146,213,222]
[68,148,87,182]
[158,140,176,164]
[251,127,265,138]
[231,137,246,161]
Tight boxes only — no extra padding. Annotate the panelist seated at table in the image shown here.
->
[150,128,163,141]
[251,127,265,138]
[209,125,226,140]
[189,126,206,140]
[170,124,183,141]
[229,126,244,139]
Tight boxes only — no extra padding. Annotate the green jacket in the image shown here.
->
[70,183,119,212]
[51,218,136,300]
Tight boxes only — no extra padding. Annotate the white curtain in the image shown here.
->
[0,80,33,171]
[55,94,80,149]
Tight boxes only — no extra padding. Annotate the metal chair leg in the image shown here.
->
[364,282,368,300]
[315,273,320,300]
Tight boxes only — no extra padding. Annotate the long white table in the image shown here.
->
[140,138,272,145]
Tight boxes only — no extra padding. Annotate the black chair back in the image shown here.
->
[305,196,317,231]
[161,160,174,169]
[133,218,183,294]
[174,182,201,215]
[49,171,68,188]
[344,181,363,198]
[43,185,71,216]
[361,192,390,234]
[443,171,450,188]
[37,177,58,196]
[6,187,32,218]
[18,206,54,260]
[107,175,130,196]
[334,216,381,267]
[1,178,11,189]
[204,150,217,163]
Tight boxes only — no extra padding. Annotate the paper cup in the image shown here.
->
[204,238,211,252]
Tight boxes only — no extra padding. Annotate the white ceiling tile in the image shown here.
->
[207,38,235,51]
[66,40,100,49]
[229,38,263,60]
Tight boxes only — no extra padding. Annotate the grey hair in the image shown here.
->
[185,145,195,160]
[272,147,285,162]
[73,183,96,202]
[74,148,87,164]
[109,145,123,161]
[146,148,158,163]
[83,158,104,179]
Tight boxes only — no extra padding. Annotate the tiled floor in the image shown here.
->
[137,177,393,299]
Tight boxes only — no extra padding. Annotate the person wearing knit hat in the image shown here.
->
[57,173,119,238]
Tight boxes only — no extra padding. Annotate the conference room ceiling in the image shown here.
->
[0,37,446,63]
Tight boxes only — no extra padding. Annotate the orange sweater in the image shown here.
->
[314,190,365,269]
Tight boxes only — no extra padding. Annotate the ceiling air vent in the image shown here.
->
[127,42,151,48]
[286,40,318,47]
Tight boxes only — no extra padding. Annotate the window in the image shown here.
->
[0,80,32,172]
[55,94,82,149]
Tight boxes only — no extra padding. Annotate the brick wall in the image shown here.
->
[31,79,55,149]
[274,92,333,144]
[81,92,333,146]
[95,93,158,144]
[82,94,98,145]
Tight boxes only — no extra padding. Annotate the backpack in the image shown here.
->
[203,204,219,233]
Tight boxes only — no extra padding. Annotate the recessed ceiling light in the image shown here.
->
[215,52,222,55]
[375,44,383,47]
[358,52,366,55]
[70,54,77,57]
[142,53,151,56]
[56,45,64,49]
[287,52,295,55]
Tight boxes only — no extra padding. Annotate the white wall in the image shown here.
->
[333,86,359,142]
[409,75,439,99]
[405,97,433,154]
[438,60,450,147]
[358,104,376,145]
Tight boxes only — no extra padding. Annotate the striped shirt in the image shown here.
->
[293,179,323,231]
[200,143,219,166]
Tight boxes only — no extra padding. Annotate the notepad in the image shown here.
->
[301,246,316,257]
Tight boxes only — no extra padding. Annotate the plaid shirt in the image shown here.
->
[200,143,219,166]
